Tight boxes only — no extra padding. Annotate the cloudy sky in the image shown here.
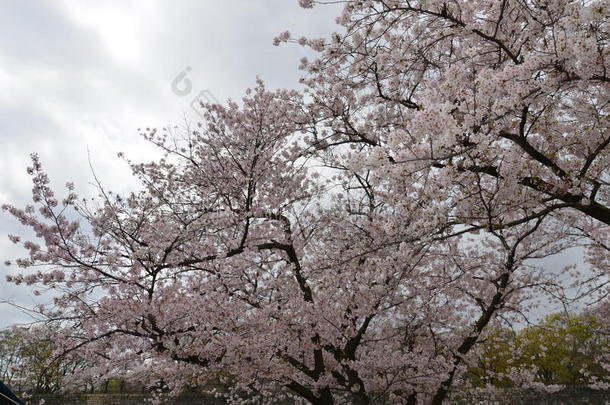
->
[0,0,343,327]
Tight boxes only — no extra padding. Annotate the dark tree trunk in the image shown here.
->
[351,392,369,405]
[314,387,335,405]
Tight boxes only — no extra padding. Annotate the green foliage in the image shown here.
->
[0,328,23,384]
[99,378,127,393]
[469,313,610,387]
[0,327,83,393]
[517,313,608,385]
[469,328,517,387]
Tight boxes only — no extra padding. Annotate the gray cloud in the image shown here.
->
[0,1,105,70]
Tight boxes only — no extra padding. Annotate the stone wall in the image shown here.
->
[24,387,610,405]
[25,393,226,405]
[451,387,610,405]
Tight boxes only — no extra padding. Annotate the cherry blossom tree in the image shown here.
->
[3,0,610,404]
[1,83,588,404]
[294,0,609,223]
[284,0,610,399]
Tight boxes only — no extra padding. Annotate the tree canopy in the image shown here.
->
[3,1,609,404]
[470,313,610,388]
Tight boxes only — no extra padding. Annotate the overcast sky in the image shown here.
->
[0,0,343,328]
